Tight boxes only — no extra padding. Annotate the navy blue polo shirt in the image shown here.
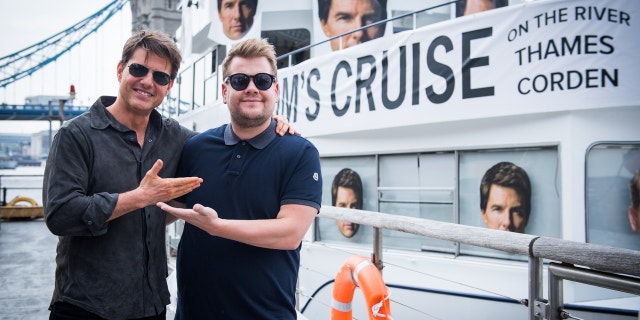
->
[175,119,322,319]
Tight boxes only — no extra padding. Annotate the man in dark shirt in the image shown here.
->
[157,38,322,319]
[43,30,202,320]
[43,30,294,320]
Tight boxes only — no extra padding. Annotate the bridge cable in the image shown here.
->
[0,0,129,89]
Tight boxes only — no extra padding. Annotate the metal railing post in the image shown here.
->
[529,256,546,320]
[372,227,383,272]
[548,265,563,320]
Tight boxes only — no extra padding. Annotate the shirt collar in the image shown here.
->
[224,118,276,149]
[90,96,163,133]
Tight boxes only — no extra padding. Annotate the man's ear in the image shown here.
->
[221,83,228,104]
[117,61,124,82]
[320,19,331,37]
[481,210,488,225]
[629,206,639,232]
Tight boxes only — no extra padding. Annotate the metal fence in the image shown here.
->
[318,206,640,320]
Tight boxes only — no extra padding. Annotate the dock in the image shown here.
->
[0,218,308,319]
[0,219,179,320]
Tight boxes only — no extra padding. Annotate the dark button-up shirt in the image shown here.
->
[43,96,194,319]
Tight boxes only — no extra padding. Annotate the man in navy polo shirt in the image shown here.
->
[157,37,322,319]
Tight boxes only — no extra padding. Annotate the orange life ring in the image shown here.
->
[331,255,392,320]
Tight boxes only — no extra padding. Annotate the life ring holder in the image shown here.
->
[331,255,393,320]
[6,196,38,207]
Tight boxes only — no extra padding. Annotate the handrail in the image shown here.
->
[319,206,640,277]
[276,0,461,64]
[317,205,640,319]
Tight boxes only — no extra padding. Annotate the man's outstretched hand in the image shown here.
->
[138,159,203,205]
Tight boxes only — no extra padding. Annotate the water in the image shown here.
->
[0,166,45,206]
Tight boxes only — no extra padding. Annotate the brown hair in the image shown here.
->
[331,168,363,209]
[218,0,257,12]
[120,30,182,79]
[221,38,277,79]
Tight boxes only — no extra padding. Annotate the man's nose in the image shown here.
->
[232,6,241,19]
[504,212,516,231]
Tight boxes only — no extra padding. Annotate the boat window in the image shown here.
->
[379,153,456,253]
[316,156,377,246]
[390,9,450,34]
[262,29,311,69]
[458,147,561,259]
[318,146,562,259]
[586,143,640,251]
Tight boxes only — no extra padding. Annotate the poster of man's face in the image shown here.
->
[479,162,531,234]
[315,0,388,52]
[209,0,262,45]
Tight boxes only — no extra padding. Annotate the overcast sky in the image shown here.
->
[0,0,131,134]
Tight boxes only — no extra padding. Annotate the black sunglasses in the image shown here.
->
[128,63,172,86]
[224,73,275,91]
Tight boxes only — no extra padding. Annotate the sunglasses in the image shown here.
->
[128,63,172,86]
[224,73,276,91]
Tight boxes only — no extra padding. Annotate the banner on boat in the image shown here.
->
[276,0,639,136]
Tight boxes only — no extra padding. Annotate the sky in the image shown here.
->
[0,0,132,134]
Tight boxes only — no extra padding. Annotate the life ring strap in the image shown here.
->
[331,255,393,320]
[352,259,372,286]
[331,299,352,313]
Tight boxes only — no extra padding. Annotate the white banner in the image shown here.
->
[276,0,639,136]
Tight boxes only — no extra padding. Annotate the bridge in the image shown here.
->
[0,0,189,124]
[0,103,89,121]
[0,0,127,123]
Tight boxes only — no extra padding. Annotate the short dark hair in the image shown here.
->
[318,0,387,23]
[317,0,331,21]
[120,30,182,80]
[480,162,532,224]
[331,168,363,209]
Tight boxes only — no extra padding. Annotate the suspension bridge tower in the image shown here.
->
[130,0,182,36]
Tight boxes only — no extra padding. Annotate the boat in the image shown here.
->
[0,196,44,220]
[16,159,42,167]
[168,0,640,318]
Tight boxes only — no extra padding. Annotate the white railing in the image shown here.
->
[317,206,640,320]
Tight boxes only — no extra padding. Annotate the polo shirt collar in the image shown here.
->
[224,118,276,149]
[90,96,163,133]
